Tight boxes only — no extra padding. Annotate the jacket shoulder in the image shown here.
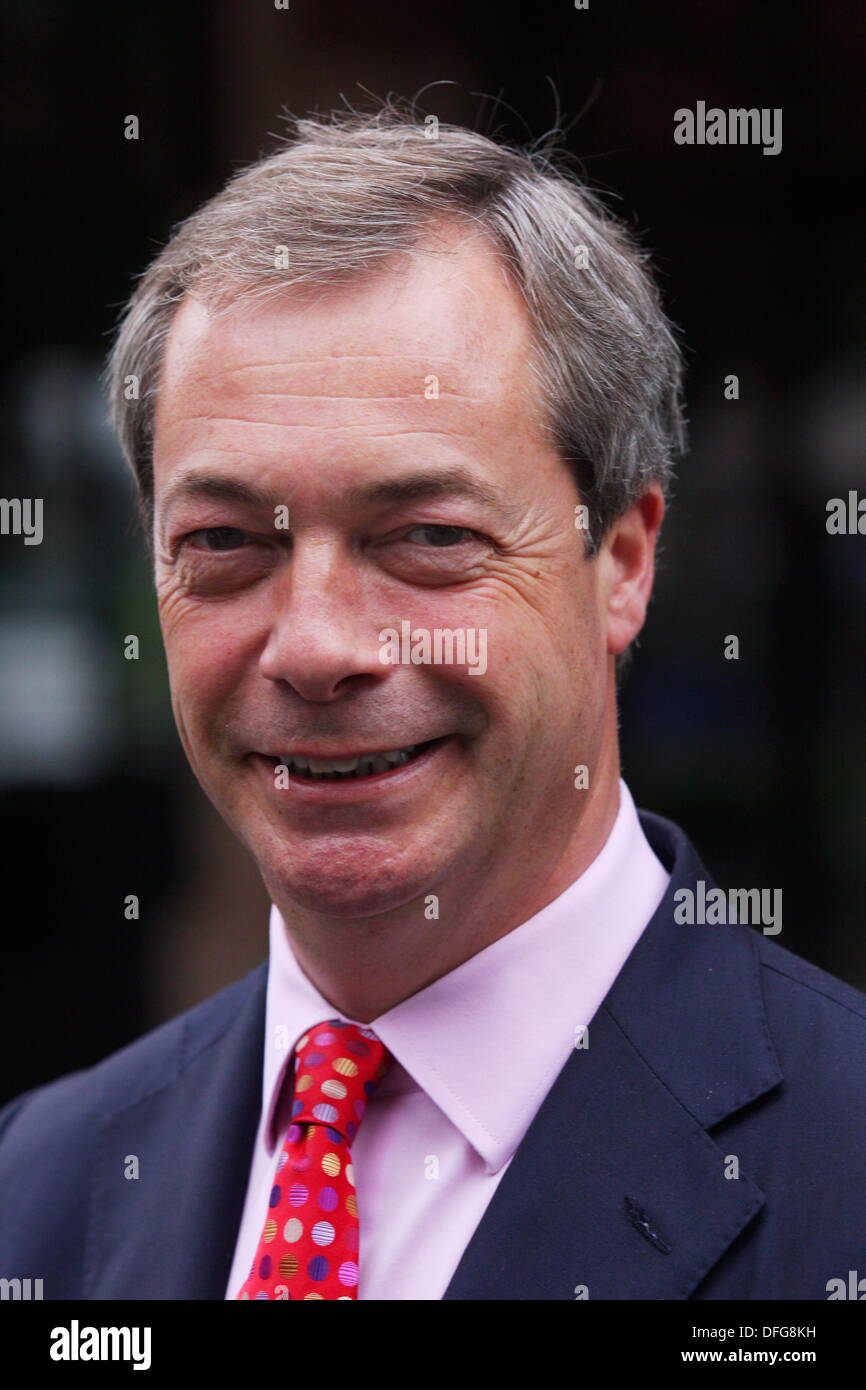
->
[642,803,866,1060]
[0,962,266,1153]
[752,930,866,1092]
[0,961,265,1296]
[755,928,866,1027]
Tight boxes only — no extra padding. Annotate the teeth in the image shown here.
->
[278,744,422,778]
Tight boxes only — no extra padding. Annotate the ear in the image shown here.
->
[598,483,665,657]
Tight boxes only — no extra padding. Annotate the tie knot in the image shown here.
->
[289,1019,390,1144]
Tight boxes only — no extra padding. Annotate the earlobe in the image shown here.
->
[603,484,665,655]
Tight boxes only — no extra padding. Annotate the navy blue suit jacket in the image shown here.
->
[2,809,866,1300]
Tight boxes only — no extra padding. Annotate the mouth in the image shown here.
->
[265,736,448,782]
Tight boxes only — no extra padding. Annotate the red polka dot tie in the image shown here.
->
[236,1018,391,1300]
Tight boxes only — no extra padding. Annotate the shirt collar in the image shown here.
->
[263,777,670,1173]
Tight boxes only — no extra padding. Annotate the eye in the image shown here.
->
[378,522,491,586]
[404,524,478,547]
[185,526,250,552]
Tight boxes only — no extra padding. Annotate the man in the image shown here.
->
[1,105,865,1302]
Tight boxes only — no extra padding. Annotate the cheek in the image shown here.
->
[159,589,259,703]
[164,625,241,740]
[524,602,604,724]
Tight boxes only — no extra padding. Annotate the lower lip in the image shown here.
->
[252,736,455,801]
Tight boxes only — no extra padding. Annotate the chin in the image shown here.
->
[270,875,431,920]
[260,842,439,921]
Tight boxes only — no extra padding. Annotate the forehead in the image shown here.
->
[155,220,536,421]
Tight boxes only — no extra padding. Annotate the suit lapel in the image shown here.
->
[83,963,268,1300]
[443,810,783,1300]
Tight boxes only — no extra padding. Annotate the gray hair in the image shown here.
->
[105,99,687,671]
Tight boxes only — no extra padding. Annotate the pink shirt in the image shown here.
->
[225,777,670,1299]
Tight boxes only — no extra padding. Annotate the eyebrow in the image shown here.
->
[159,465,524,526]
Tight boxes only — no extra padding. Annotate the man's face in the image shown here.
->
[152,223,622,921]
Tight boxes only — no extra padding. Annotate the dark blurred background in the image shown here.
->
[1,0,864,1104]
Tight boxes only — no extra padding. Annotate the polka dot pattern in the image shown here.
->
[235,1018,390,1301]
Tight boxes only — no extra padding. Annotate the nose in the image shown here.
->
[258,538,389,702]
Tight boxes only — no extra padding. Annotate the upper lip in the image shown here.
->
[262,737,441,760]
